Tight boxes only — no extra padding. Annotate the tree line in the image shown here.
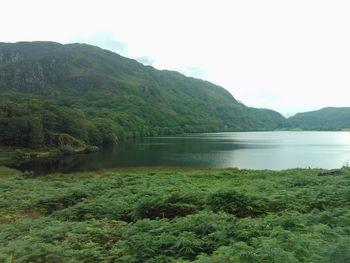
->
[0,99,120,149]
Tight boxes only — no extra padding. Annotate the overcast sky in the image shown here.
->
[2,0,350,116]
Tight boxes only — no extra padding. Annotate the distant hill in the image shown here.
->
[0,41,286,148]
[287,107,350,130]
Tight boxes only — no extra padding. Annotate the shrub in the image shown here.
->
[35,190,88,214]
[11,149,28,161]
[59,145,76,156]
[131,192,201,220]
[208,190,266,218]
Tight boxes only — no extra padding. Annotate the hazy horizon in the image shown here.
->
[2,0,350,115]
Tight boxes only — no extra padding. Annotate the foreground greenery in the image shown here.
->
[1,166,350,262]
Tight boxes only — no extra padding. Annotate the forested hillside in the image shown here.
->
[287,107,350,130]
[0,41,286,149]
[0,100,120,149]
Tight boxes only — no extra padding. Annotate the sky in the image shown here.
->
[1,0,350,116]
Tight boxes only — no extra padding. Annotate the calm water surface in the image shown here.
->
[16,131,350,174]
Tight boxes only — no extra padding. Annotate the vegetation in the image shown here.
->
[1,41,350,262]
[0,41,286,152]
[1,166,350,262]
[2,41,348,157]
[287,107,350,130]
[0,99,120,149]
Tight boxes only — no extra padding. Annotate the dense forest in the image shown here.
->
[0,99,120,149]
[287,107,350,130]
[0,41,286,150]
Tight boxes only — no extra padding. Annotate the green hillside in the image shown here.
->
[287,107,350,130]
[0,41,286,149]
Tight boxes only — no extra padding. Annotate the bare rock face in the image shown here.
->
[0,61,50,93]
[0,51,21,63]
[9,51,22,63]
[0,44,26,63]
[0,42,67,96]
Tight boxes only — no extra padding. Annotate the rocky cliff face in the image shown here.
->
[0,61,58,94]
[0,42,69,94]
[0,49,23,63]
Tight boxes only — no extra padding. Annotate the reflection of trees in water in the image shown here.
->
[13,135,279,175]
[14,154,89,175]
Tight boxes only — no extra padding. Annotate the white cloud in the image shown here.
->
[71,32,128,55]
[1,0,350,115]
[134,56,154,66]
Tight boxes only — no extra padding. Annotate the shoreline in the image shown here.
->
[0,145,99,167]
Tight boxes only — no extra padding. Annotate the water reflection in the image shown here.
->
[14,131,350,174]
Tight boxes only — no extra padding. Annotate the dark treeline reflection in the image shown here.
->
[14,134,251,174]
[13,132,350,175]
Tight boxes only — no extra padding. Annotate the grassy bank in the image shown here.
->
[1,166,350,262]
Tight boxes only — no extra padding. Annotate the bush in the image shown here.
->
[83,145,99,153]
[131,192,201,220]
[35,190,88,214]
[11,149,28,161]
[55,198,132,222]
[208,190,266,218]
[59,145,76,156]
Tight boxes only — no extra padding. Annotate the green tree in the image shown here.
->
[28,116,44,148]
[92,118,118,144]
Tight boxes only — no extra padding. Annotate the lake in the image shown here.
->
[15,131,350,174]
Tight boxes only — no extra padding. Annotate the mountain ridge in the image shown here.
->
[1,41,349,150]
[287,107,350,130]
[0,41,286,149]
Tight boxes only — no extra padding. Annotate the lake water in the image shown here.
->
[15,131,350,174]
